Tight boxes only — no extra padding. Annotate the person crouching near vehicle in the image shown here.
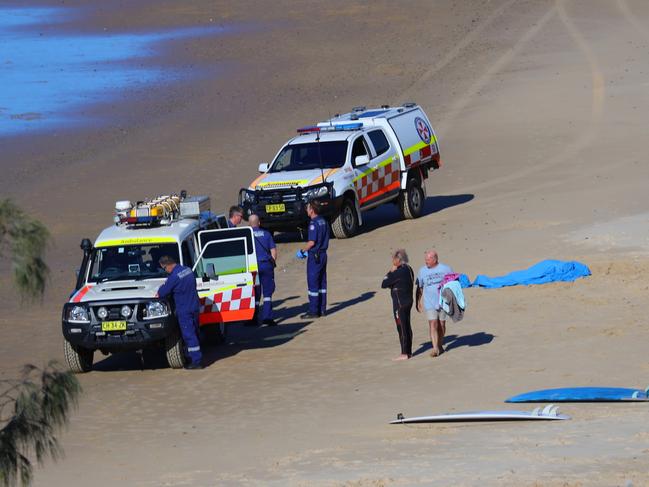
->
[381,249,415,361]
[157,255,203,369]
[416,249,453,358]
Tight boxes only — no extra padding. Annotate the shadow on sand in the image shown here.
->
[412,331,494,357]
[93,295,318,372]
[359,194,474,235]
[272,194,474,242]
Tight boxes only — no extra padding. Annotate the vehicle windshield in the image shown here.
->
[269,141,348,172]
[88,243,181,283]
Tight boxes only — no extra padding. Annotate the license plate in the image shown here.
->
[102,320,127,331]
[265,203,285,213]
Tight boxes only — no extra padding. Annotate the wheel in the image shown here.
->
[63,339,94,373]
[165,328,186,369]
[202,322,226,346]
[399,178,425,219]
[331,198,359,238]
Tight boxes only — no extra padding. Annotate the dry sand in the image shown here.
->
[1,0,649,485]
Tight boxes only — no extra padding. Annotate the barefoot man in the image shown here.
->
[416,249,453,357]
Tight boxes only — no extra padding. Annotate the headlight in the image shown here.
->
[120,305,132,318]
[97,306,108,320]
[143,301,169,320]
[303,186,329,200]
[68,305,90,323]
[242,190,256,203]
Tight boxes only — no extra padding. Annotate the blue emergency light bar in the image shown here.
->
[296,122,363,134]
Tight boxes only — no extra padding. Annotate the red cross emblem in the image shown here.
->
[415,117,431,144]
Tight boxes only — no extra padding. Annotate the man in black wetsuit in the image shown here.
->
[381,249,415,361]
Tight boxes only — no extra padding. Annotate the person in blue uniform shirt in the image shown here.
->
[249,214,278,326]
[157,255,203,369]
[227,206,244,228]
[297,200,329,318]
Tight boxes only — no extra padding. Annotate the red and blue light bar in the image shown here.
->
[297,122,363,134]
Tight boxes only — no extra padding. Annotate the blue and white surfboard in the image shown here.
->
[506,387,649,403]
[390,404,569,423]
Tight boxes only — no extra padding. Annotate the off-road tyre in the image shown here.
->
[203,322,226,346]
[63,339,94,373]
[399,178,425,219]
[331,198,359,239]
[165,328,186,369]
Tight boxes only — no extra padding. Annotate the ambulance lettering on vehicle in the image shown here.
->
[61,193,258,372]
[239,103,442,239]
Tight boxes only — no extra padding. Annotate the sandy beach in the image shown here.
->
[1,0,649,485]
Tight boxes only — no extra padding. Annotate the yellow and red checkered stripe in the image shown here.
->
[354,157,401,205]
[403,139,440,168]
[199,285,255,325]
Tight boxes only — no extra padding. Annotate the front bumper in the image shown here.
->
[239,186,341,231]
[62,299,176,351]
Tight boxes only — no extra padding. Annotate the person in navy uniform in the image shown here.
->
[227,206,244,228]
[297,200,330,318]
[157,255,203,369]
[249,214,278,326]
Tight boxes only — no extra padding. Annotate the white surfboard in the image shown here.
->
[390,404,569,424]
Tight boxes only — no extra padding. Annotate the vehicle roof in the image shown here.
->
[323,105,420,124]
[286,130,358,145]
[94,219,198,247]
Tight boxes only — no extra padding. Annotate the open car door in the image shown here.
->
[193,227,257,325]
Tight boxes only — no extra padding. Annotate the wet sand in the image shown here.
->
[2,0,649,485]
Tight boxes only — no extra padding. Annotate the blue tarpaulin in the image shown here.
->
[458,274,472,288]
[471,260,591,289]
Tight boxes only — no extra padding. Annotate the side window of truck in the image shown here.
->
[368,130,390,158]
[351,136,369,166]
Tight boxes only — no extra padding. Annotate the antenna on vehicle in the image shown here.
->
[316,127,326,187]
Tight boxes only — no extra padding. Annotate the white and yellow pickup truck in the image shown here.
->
[239,103,441,238]
[62,193,257,372]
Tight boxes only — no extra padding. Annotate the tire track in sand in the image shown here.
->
[433,0,606,199]
[617,0,649,40]
[399,0,519,103]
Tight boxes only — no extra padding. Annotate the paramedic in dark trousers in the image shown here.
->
[381,249,415,361]
[157,255,203,369]
[297,200,329,318]
[249,214,278,326]
[227,206,244,228]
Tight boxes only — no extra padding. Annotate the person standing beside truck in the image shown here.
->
[227,206,244,228]
[416,249,452,358]
[249,214,278,326]
[297,201,330,318]
[157,255,203,369]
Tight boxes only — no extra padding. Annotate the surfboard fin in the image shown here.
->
[541,404,557,417]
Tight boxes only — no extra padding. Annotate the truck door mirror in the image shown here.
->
[258,162,269,173]
[354,155,369,167]
[206,263,218,279]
